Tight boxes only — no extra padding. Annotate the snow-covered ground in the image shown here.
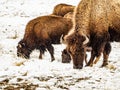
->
[0,0,120,90]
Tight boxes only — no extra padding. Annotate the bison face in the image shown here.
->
[17,40,31,59]
[65,32,89,69]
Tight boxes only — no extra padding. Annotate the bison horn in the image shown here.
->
[60,34,66,44]
[18,44,22,48]
[83,35,89,45]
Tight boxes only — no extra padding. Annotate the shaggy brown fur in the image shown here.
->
[64,0,120,69]
[64,12,73,19]
[17,15,73,61]
[52,3,75,17]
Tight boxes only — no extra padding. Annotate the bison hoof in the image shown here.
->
[101,62,108,67]
[73,65,83,69]
[51,58,55,62]
[39,56,42,59]
[85,62,93,67]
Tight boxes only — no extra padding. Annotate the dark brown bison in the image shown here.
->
[64,0,120,69]
[52,3,75,17]
[17,15,73,61]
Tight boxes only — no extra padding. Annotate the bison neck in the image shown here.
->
[74,0,92,34]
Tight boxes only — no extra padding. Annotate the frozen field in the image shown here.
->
[0,0,120,90]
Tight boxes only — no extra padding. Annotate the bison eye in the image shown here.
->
[71,38,76,43]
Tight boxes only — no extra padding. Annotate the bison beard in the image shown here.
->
[17,15,73,61]
[65,0,120,69]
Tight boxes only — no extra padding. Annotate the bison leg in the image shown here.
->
[102,42,111,67]
[93,55,101,65]
[39,45,46,59]
[87,32,110,66]
[46,44,55,61]
[89,44,105,66]
[39,52,43,59]
[86,50,96,66]
[87,50,102,67]
[87,43,106,66]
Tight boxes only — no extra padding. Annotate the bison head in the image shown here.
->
[17,40,32,59]
[65,31,89,69]
[62,49,71,63]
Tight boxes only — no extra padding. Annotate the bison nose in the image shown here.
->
[73,65,83,69]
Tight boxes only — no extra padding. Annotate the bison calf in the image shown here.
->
[17,15,73,61]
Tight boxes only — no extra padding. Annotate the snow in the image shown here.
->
[0,0,120,90]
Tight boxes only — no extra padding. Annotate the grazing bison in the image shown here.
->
[64,0,120,69]
[52,3,75,17]
[17,15,73,61]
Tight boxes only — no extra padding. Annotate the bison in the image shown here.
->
[17,15,73,61]
[64,0,120,69]
[52,3,75,17]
